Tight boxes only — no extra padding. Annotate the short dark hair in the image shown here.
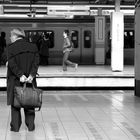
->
[1,32,6,38]
[64,30,69,36]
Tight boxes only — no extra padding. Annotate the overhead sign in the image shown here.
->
[47,6,89,15]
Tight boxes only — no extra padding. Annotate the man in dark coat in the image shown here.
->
[0,32,6,65]
[39,33,50,65]
[7,28,39,132]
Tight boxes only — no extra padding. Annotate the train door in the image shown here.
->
[70,27,95,64]
[69,28,81,63]
[124,30,134,65]
[81,27,95,64]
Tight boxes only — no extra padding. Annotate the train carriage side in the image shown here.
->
[0,17,134,65]
[24,23,95,65]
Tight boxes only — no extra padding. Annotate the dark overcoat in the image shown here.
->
[7,38,39,105]
[39,39,50,57]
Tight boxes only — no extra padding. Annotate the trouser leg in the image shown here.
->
[63,52,68,70]
[42,56,46,65]
[46,56,49,65]
[24,108,35,131]
[63,51,76,68]
[66,60,76,67]
[10,105,22,132]
[44,56,48,65]
[40,55,43,65]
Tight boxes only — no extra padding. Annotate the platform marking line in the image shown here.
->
[121,122,140,140]
[54,95,62,102]
[85,122,103,140]
[78,95,89,102]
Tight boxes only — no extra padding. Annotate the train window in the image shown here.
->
[129,31,133,36]
[25,30,54,49]
[84,30,91,48]
[71,30,79,48]
[124,30,134,49]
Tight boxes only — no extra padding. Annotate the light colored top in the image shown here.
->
[63,37,72,53]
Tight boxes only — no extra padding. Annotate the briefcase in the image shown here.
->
[14,83,43,111]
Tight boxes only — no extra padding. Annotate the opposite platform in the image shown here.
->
[0,65,134,88]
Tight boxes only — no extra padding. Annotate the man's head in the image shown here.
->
[10,28,25,43]
[1,32,6,38]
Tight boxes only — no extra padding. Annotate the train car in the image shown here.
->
[0,16,134,65]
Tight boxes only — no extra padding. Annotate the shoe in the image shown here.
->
[75,64,78,70]
[28,128,35,132]
[10,128,19,132]
[28,124,35,132]
[63,68,67,71]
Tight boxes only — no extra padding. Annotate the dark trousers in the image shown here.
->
[63,51,76,71]
[10,105,35,131]
[40,55,48,65]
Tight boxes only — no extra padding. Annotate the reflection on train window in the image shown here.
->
[25,30,54,49]
[71,30,78,48]
[84,30,91,48]
[124,30,134,49]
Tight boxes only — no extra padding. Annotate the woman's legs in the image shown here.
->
[63,51,69,71]
[63,51,77,71]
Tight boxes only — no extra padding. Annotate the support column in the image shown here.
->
[115,0,120,12]
[0,5,3,14]
[135,8,140,97]
[111,0,124,71]
[95,8,105,64]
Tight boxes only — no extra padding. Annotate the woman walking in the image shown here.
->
[62,30,78,71]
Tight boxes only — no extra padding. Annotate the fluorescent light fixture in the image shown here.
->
[0,14,66,18]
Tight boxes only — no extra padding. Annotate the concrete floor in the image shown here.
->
[0,90,140,140]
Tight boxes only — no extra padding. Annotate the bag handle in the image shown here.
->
[23,82,36,90]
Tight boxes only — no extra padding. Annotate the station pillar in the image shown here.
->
[135,8,140,97]
[111,0,124,71]
[95,8,105,64]
[0,5,3,14]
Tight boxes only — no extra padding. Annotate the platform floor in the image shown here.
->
[0,65,134,88]
[0,65,134,77]
[1,90,140,140]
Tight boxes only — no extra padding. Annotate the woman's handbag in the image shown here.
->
[14,83,43,111]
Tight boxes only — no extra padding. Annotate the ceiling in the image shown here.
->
[0,0,135,5]
[0,0,135,19]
